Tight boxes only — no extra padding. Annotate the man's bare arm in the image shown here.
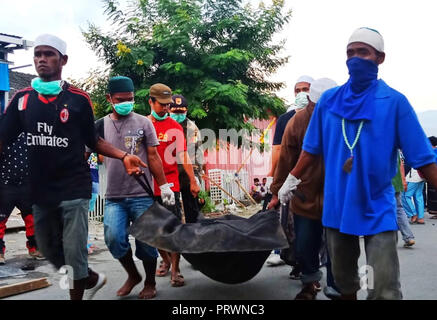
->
[147,146,167,186]
[178,150,200,197]
[419,162,437,190]
[268,145,281,176]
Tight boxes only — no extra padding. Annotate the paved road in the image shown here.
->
[1,213,437,301]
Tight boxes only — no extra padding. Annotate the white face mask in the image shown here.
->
[295,92,309,109]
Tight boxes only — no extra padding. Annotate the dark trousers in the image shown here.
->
[262,193,273,212]
[180,183,200,223]
[326,253,339,289]
[279,202,296,266]
[326,228,402,299]
[0,184,36,253]
[293,214,323,284]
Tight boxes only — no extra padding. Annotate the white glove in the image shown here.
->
[159,183,175,206]
[278,174,301,204]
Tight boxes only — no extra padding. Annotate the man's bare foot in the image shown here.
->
[117,275,142,297]
[170,272,185,287]
[138,283,156,299]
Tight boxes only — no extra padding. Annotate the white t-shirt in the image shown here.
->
[406,168,425,183]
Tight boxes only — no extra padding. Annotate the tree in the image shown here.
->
[83,0,291,138]
[69,68,111,119]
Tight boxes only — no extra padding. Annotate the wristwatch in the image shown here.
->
[120,152,129,161]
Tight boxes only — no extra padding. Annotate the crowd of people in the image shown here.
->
[0,26,437,301]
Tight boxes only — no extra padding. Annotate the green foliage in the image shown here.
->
[68,69,112,119]
[82,0,291,138]
[198,190,217,213]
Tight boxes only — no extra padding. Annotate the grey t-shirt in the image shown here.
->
[102,112,159,199]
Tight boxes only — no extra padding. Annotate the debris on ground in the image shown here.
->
[0,278,51,299]
[204,203,262,219]
[0,266,27,279]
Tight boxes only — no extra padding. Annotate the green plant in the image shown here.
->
[82,0,291,133]
[198,190,217,213]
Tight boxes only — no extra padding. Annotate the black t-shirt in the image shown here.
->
[0,83,98,205]
[273,110,296,146]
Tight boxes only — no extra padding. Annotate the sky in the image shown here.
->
[2,0,437,112]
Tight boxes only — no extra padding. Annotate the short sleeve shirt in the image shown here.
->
[88,153,99,184]
[150,117,186,196]
[101,112,159,199]
[0,84,98,205]
[273,110,296,145]
[303,80,436,236]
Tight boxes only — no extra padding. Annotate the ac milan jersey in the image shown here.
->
[0,83,98,205]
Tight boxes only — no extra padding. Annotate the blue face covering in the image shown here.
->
[152,110,169,121]
[347,57,379,93]
[31,78,63,95]
[170,113,187,123]
[327,57,379,121]
[114,101,134,116]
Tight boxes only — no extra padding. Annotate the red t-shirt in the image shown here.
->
[150,116,187,195]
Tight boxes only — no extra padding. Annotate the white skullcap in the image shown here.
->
[348,27,384,53]
[296,75,314,85]
[34,34,67,55]
[309,78,337,103]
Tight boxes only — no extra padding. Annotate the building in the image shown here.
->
[0,33,34,112]
[9,70,36,98]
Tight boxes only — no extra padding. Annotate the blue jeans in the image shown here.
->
[294,214,323,284]
[104,197,158,261]
[402,181,425,219]
[395,192,414,242]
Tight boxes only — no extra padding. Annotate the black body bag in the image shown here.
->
[129,175,289,284]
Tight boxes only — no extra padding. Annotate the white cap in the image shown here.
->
[287,105,295,112]
[296,75,314,85]
[34,34,67,55]
[309,78,337,103]
[348,27,384,53]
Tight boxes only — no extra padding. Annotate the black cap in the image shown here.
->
[170,94,188,109]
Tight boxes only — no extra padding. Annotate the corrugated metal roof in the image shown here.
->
[8,70,36,98]
[0,33,22,39]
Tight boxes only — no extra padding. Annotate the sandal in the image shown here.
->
[410,216,418,224]
[170,273,185,287]
[430,215,437,219]
[155,260,171,277]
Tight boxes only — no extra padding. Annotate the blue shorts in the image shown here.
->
[104,197,158,260]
